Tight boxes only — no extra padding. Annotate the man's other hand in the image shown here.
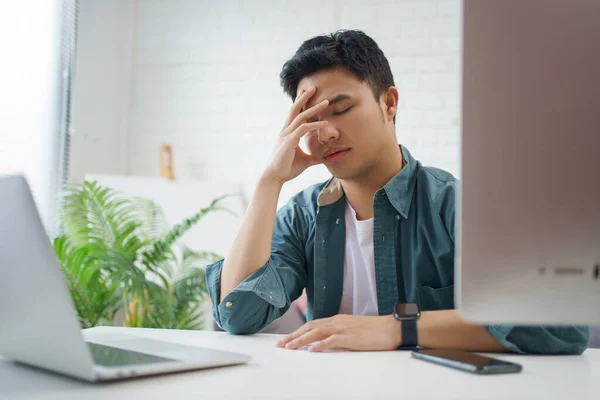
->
[275,315,401,352]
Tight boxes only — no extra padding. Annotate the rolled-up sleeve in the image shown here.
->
[205,202,309,335]
[486,325,590,354]
[437,180,590,355]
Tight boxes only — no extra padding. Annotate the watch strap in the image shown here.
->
[397,318,418,350]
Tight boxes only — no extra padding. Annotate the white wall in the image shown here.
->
[69,0,136,181]
[0,0,63,227]
[127,0,462,206]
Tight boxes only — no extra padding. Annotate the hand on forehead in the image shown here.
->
[297,68,365,110]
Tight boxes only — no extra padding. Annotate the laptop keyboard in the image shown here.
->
[87,342,175,367]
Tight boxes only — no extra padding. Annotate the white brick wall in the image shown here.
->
[125,0,462,205]
[71,0,136,181]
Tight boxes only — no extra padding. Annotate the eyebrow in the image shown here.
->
[327,94,351,106]
[302,94,351,113]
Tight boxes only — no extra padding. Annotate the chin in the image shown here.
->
[325,166,358,180]
[327,159,377,181]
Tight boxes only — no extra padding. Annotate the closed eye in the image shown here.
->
[333,107,352,116]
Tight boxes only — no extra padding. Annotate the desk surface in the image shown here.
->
[0,326,599,400]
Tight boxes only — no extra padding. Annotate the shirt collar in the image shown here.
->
[316,145,419,218]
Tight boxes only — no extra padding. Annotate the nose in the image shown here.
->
[317,122,339,145]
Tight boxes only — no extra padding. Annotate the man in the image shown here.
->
[206,30,589,354]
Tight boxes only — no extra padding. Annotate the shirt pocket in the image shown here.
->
[415,285,455,311]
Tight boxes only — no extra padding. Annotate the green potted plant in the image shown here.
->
[53,180,230,330]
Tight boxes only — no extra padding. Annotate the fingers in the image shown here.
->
[308,334,345,352]
[276,321,315,348]
[281,86,330,137]
[272,119,325,167]
[285,99,329,136]
[288,120,328,143]
[283,86,316,128]
[284,328,331,350]
[276,318,339,350]
[301,149,322,168]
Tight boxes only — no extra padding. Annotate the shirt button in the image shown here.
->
[396,214,401,220]
[335,218,340,225]
[225,301,233,308]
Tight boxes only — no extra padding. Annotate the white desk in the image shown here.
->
[0,326,599,400]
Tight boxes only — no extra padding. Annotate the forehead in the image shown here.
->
[297,68,371,106]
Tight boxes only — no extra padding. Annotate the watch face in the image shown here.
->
[395,303,420,318]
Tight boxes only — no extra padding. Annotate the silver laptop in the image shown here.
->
[0,174,250,382]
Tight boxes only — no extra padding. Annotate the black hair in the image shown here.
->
[280,30,395,106]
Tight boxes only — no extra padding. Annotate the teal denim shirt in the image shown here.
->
[207,146,589,354]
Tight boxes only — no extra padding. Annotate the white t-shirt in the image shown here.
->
[338,202,379,316]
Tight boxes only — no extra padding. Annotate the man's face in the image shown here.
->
[297,68,394,180]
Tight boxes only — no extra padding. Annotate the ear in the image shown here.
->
[380,86,399,123]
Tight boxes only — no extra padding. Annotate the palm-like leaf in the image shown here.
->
[140,194,233,271]
[61,182,143,257]
[53,235,97,327]
[131,197,170,243]
[55,180,232,331]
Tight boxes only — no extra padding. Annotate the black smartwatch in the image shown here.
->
[393,303,421,350]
